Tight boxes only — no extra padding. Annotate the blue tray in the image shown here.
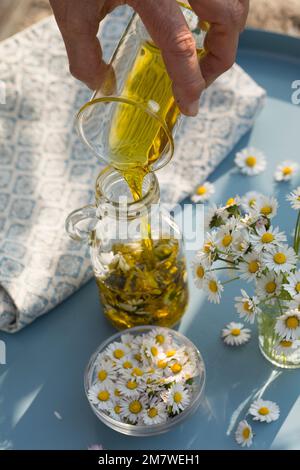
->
[1,29,300,450]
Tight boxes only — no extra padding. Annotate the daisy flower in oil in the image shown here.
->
[275,339,300,357]
[287,187,300,210]
[284,272,300,298]
[274,161,298,182]
[249,399,280,423]
[255,195,278,219]
[88,383,113,411]
[222,322,251,346]
[263,245,297,274]
[191,257,208,288]
[191,181,215,203]
[203,275,224,304]
[239,252,262,282]
[255,272,283,303]
[235,420,253,448]
[120,397,146,424]
[165,383,191,414]
[234,147,267,176]
[241,191,263,212]
[250,226,287,253]
[275,310,300,340]
[142,399,168,425]
[234,290,261,324]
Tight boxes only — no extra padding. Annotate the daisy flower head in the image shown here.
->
[263,245,297,274]
[239,252,262,282]
[275,339,300,357]
[255,195,278,219]
[234,147,267,176]
[290,294,300,312]
[191,256,208,289]
[222,322,251,346]
[287,187,300,210]
[95,359,115,385]
[275,309,300,341]
[148,327,172,348]
[274,161,298,182]
[203,275,224,304]
[109,401,123,421]
[120,396,146,424]
[234,289,261,324]
[198,232,217,263]
[120,333,134,347]
[235,420,253,448]
[231,230,251,259]
[205,204,228,231]
[165,383,191,414]
[241,191,263,212]
[191,181,215,203]
[255,272,283,303]
[114,355,138,374]
[215,220,239,253]
[284,272,300,298]
[142,398,168,425]
[250,226,287,253]
[105,341,130,362]
[87,383,113,411]
[249,399,280,423]
[141,338,163,363]
[117,377,145,398]
[224,196,240,209]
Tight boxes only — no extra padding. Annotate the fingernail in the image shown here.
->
[187,100,199,117]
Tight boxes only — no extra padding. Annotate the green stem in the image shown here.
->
[209,266,239,272]
[217,256,237,265]
[222,276,240,285]
[294,211,300,255]
[276,297,284,316]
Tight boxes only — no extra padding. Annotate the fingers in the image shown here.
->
[49,0,107,89]
[189,0,249,86]
[129,0,205,116]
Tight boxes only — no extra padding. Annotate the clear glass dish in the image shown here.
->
[84,326,206,436]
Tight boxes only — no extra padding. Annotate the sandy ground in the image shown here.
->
[0,0,300,41]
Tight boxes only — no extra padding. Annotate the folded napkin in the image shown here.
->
[0,7,266,332]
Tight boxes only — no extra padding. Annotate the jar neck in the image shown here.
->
[95,167,160,219]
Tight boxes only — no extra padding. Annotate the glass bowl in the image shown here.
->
[84,325,206,436]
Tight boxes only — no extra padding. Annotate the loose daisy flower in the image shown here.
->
[249,399,280,423]
[234,289,261,324]
[274,161,298,182]
[234,147,267,176]
[165,383,190,414]
[142,399,168,425]
[275,309,300,340]
[275,339,300,357]
[284,272,300,298]
[221,322,251,346]
[287,187,300,210]
[191,256,208,288]
[250,226,287,253]
[120,397,146,424]
[241,191,263,212]
[263,245,297,274]
[235,420,253,448]
[255,272,283,303]
[255,195,278,219]
[117,378,144,398]
[239,252,262,282]
[204,275,224,304]
[87,383,113,411]
[191,181,215,203]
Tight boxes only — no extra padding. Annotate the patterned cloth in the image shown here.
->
[0,7,266,332]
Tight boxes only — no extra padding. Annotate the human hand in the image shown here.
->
[50,0,249,116]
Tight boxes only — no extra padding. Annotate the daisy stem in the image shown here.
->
[209,266,239,271]
[276,297,284,316]
[217,256,237,265]
[222,276,240,285]
[294,211,300,255]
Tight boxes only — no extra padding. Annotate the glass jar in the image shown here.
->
[66,167,189,329]
[257,302,300,369]
[76,3,207,172]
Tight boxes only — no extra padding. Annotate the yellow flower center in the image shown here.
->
[260,205,272,216]
[166,350,176,358]
[151,346,158,357]
[174,392,183,404]
[129,400,142,414]
[204,241,212,253]
[248,261,259,273]
[134,353,142,362]
[132,367,143,377]
[280,340,293,348]
[171,363,182,374]
[245,156,257,167]
[296,282,300,293]
[156,334,165,345]
[249,198,256,208]
[222,234,233,247]
[114,388,121,397]
[266,281,276,294]
[209,280,218,293]
[114,405,121,414]
[123,361,133,369]
[114,349,125,359]
[148,407,158,418]
[196,265,205,279]
[226,197,235,206]
[126,380,138,390]
[285,316,300,329]
[258,407,269,416]
[282,166,292,175]
[261,232,274,244]
[97,370,107,382]
[242,427,251,439]
[273,253,286,265]
[97,390,110,401]
[196,185,207,195]
[157,359,167,369]
[231,328,241,336]
[243,301,253,313]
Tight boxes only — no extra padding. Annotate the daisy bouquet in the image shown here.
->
[87,328,203,427]
[192,189,300,365]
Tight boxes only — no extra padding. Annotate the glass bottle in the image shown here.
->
[66,168,189,330]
